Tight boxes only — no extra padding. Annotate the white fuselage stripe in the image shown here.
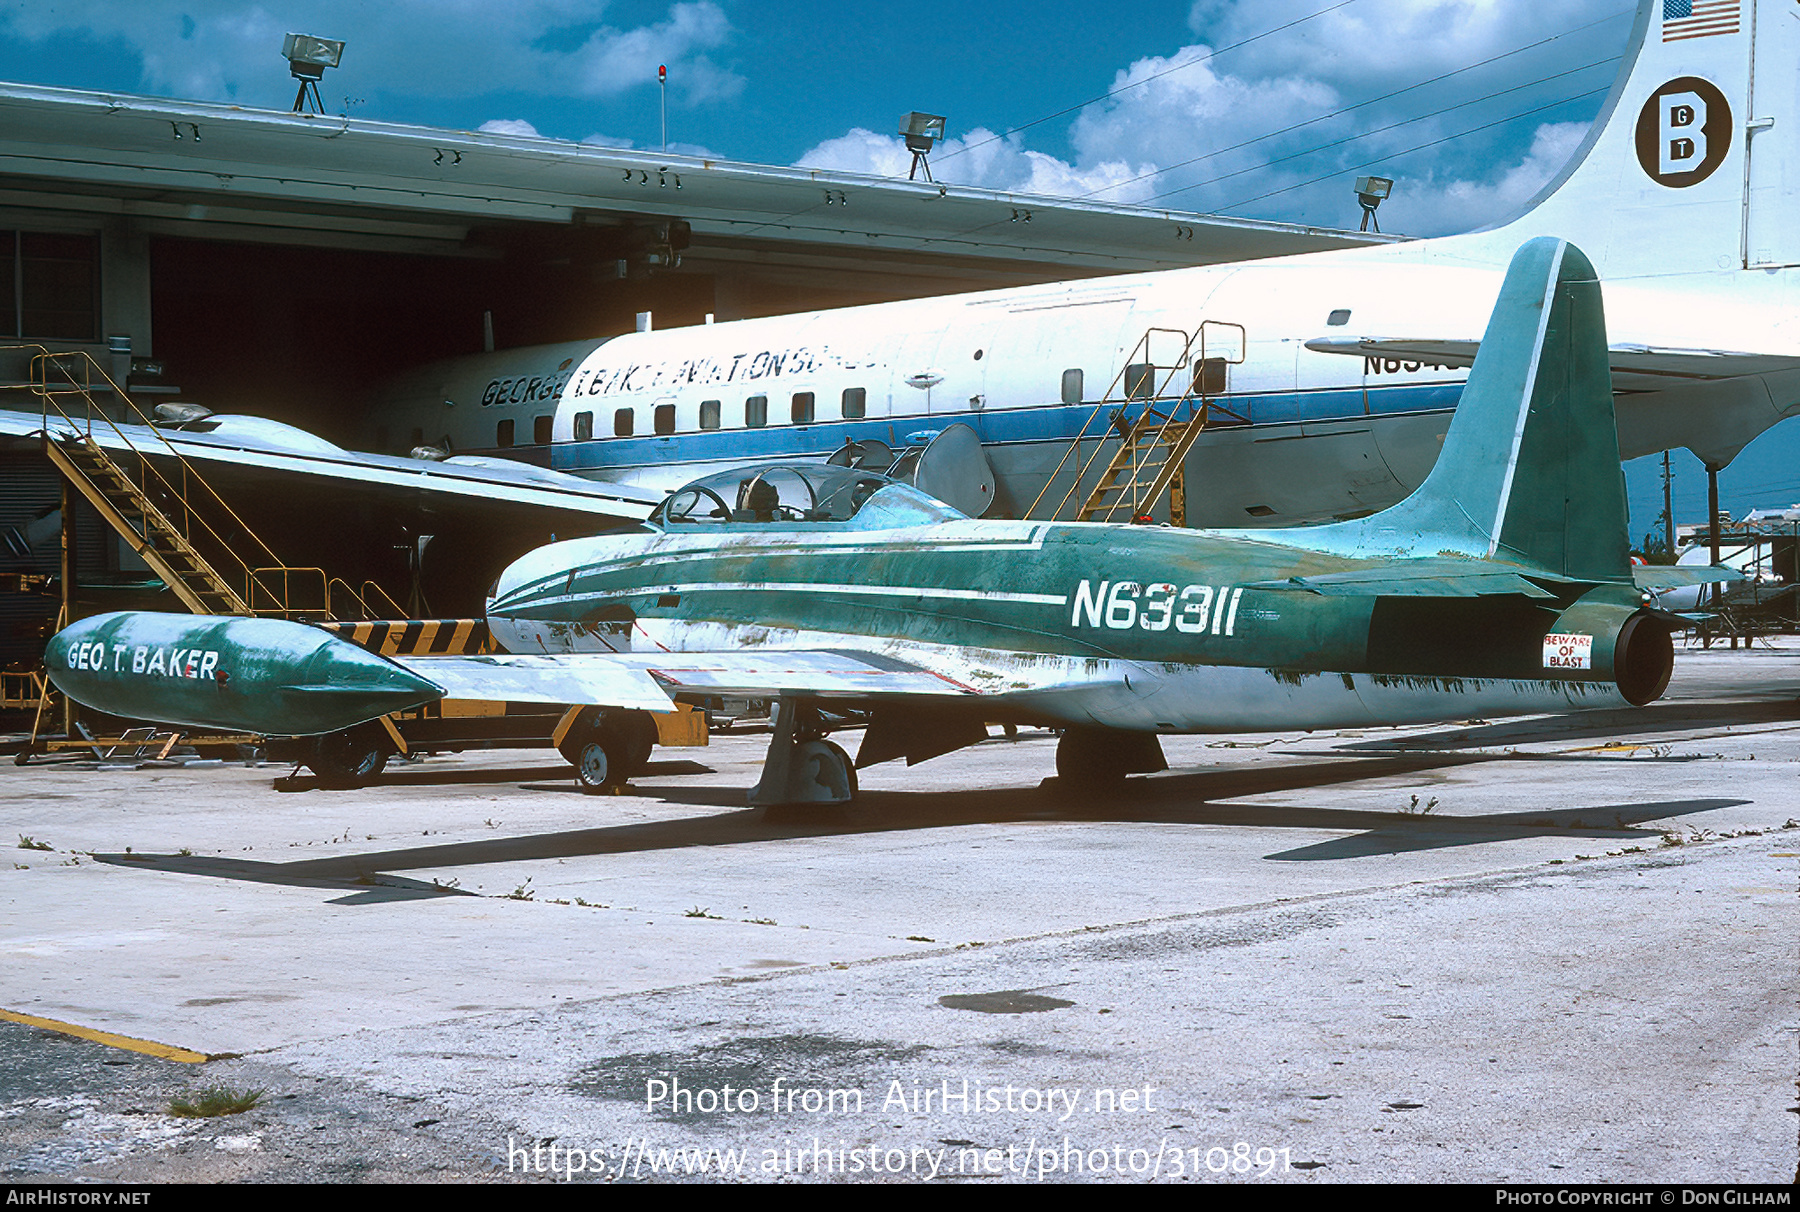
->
[637,581,1068,606]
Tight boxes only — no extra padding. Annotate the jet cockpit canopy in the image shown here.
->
[650,463,966,529]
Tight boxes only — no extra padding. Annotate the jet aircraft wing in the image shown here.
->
[395,646,1080,704]
[1303,337,1800,388]
[386,653,678,714]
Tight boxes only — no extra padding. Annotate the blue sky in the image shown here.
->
[0,0,1789,538]
[0,0,1638,233]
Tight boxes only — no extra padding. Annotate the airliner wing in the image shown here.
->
[1304,337,1800,387]
[1303,337,1480,367]
[0,409,660,522]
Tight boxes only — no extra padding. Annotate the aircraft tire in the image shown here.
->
[759,738,858,813]
[308,722,391,789]
[616,710,658,775]
[564,709,658,793]
[1053,728,1130,791]
[795,738,857,803]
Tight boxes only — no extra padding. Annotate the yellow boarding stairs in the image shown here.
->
[1030,321,1246,525]
[20,346,404,620]
[7,346,405,759]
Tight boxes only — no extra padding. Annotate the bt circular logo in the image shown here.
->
[1635,76,1732,187]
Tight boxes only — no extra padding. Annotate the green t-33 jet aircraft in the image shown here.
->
[47,239,1731,805]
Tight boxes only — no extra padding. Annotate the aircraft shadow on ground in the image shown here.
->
[90,752,1749,897]
[1340,699,1800,753]
[271,757,714,792]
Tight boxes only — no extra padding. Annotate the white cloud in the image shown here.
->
[0,0,744,110]
[797,0,1627,236]
[795,127,1159,203]
[479,118,541,137]
[1399,120,1591,233]
[569,6,741,102]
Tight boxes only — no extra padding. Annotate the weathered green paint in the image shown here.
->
[489,239,1666,700]
[46,612,443,736]
[48,240,1693,742]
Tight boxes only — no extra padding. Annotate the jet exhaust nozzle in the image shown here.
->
[1546,587,1673,708]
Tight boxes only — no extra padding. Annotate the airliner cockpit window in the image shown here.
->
[650,464,966,529]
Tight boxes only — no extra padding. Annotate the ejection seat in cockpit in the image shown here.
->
[735,477,782,522]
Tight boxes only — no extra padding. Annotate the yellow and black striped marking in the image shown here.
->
[323,619,495,657]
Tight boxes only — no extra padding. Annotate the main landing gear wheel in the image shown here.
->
[791,739,857,803]
[749,700,858,808]
[1053,727,1167,794]
[560,708,658,794]
[307,721,392,789]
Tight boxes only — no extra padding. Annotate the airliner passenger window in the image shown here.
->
[1125,362,1155,400]
[1061,369,1083,404]
[746,395,767,428]
[614,408,633,437]
[496,419,514,448]
[841,388,866,419]
[700,399,721,430]
[573,411,593,441]
[654,404,676,435]
[792,392,814,425]
[1194,357,1228,397]
[533,415,552,444]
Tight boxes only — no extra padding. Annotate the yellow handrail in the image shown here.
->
[1026,321,1246,523]
[1029,327,1198,521]
[13,346,402,620]
[25,347,288,601]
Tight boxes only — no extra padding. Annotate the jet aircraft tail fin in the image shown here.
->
[1258,237,1633,583]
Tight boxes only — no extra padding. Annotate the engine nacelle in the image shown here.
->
[1544,586,1673,707]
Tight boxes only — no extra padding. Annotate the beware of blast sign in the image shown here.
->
[1543,633,1593,670]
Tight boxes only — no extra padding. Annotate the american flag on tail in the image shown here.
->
[1662,0,1740,41]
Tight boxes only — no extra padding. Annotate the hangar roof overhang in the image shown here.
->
[0,80,1400,285]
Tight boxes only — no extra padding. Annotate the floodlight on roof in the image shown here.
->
[1354,175,1394,233]
[283,33,344,114]
[899,112,947,182]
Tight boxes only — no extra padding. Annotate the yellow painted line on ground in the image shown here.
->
[0,1008,209,1063]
